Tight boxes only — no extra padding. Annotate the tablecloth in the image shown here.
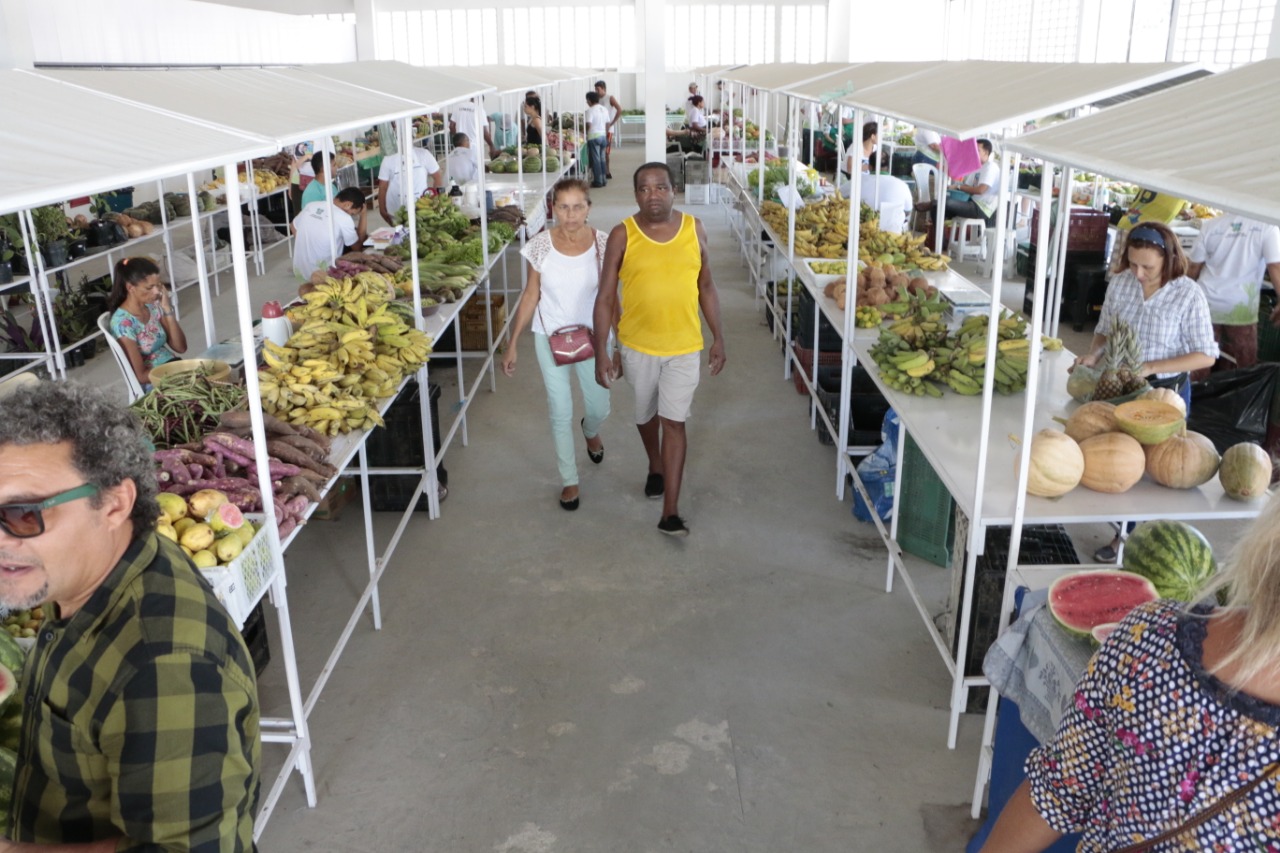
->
[983,589,1096,744]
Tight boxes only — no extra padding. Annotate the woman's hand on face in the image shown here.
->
[157,286,173,315]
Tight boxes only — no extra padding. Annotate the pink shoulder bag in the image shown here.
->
[540,232,601,366]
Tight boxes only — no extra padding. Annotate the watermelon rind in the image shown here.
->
[1048,570,1158,638]
[0,633,23,679]
[1122,520,1217,601]
[1091,622,1121,646]
[0,744,16,837]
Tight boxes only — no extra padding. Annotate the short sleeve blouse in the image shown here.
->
[1027,599,1280,851]
[519,229,608,335]
[110,307,175,369]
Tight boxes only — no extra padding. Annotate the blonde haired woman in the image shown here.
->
[982,497,1280,851]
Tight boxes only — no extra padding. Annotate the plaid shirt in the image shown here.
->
[1096,271,1219,377]
[11,531,260,851]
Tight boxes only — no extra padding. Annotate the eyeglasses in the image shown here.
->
[0,483,100,539]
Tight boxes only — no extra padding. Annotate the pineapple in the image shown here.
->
[1117,323,1149,394]
[1093,343,1124,400]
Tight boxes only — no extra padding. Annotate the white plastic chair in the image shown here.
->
[948,218,987,263]
[911,163,938,204]
[98,312,145,402]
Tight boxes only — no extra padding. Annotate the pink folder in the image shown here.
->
[940,136,981,179]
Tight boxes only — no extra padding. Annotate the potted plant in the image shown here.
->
[31,205,71,269]
[0,214,26,278]
[0,243,13,285]
[0,307,42,355]
[86,195,118,248]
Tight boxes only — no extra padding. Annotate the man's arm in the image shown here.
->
[1186,260,1205,279]
[608,97,623,129]
[376,179,392,226]
[694,218,726,376]
[593,224,628,388]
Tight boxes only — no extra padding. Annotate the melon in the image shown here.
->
[1091,622,1121,645]
[0,634,23,680]
[1139,387,1187,418]
[1145,431,1220,489]
[522,156,543,172]
[1122,520,1217,601]
[0,702,20,752]
[1078,432,1146,493]
[1067,365,1100,403]
[0,745,16,833]
[1048,570,1158,638]
[209,503,244,535]
[544,156,560,172]
[1114,400,1186,446]
[1060,401,1118,443]
[0,665,14,707]
[1020,429,1084,497]
[1219,442,1272,501]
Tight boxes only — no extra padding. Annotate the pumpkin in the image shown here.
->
[1145,431,1220,489]
[1139,387,1187,418]
[1078,432,1146,493]
[1060,401,1118,443]
[1219,442,1273,500]
[1019,429,1085,497]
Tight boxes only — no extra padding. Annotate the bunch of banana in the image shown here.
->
[992,338,1030,395]
[810,261,848,275]
[252,169,286,193]
[856,219,950,270]
[257,272,434,435]
[877,366,944,398]
[1040,335,1064,351]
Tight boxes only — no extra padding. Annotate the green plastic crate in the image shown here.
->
[896,433,955,567]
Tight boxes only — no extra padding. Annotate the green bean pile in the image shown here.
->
[129,371,246,449]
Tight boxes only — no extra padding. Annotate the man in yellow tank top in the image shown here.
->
[592,162,727,537]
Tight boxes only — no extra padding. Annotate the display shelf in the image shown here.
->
[0,273,33,295]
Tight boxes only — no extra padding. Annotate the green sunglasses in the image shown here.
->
[0,484,100,538]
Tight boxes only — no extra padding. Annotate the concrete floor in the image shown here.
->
[50,148,1246,851]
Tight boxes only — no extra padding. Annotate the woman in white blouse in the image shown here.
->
[502,178,617,511]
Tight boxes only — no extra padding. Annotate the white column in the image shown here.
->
[642,0,668,163]
[354,0,377,61]
[0,0,35,68]
[1269,0,1280,57]
[827,0,852,62]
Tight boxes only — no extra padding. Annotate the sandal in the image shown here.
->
[582,418,604,464]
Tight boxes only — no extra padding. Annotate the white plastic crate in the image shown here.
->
[685,184,712,205]
[200,515,277,629]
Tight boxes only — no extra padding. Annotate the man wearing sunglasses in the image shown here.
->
[0,382,260,851]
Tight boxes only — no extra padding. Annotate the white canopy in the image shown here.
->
[720,62,859,92]
[293,61,493,111]
[1006,58,1280,227]
[37,67,423,146]
[782,62,941,103]
[830,61,1198,138]
[0,69,273,216]
[461,65,582,95]
[694,64,746,76]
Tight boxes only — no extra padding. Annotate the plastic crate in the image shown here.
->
[961,524,1078,677]
[366,382,445,512]
[791,341,842,395]
[796,288,842,353]
[685,184,712,205]
[1259,291,1280,363]
[200,515,274,629]
[896,433,955,567]
[239,601,271,678]
[815,365,891,447]
[1030,208,1109,252]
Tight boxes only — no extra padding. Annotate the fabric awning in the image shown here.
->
[720,62,860,92]
[294,61,493,111]
[1005,58,1280,226]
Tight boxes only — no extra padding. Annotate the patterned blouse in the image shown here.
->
[110,306,176,370]
[1027,599,1280,851]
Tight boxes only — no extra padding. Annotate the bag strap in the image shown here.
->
[1113,760,1280,853]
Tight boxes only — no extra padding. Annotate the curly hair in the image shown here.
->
[0,381,158,538]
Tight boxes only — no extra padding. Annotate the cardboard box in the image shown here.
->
[311,478,359,522]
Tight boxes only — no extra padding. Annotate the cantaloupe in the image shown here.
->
[1219,443,1272,501]
[1145,431,1220,489]
[1020,429,1085,497]
[1060,401,1118,443]
[1139,387,1187,418]
[1078,432,1146,493]
[1114,400,1185,446]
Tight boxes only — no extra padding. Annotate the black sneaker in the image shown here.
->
[644,473,664,499]
[658,515,689,537]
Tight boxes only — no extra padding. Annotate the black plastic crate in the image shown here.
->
[240,601,271,678]
[961,524,1078,678]
[814,365,890,447]
[764,283,800,335]
[796,288,842,352]
[366,381,446,512]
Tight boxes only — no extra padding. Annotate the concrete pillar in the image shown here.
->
[641,0,667,164]
[354,0,377,61]
[0,0,35,68]
[827,0,852,62]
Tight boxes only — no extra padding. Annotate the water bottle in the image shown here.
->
[260,301,292,350]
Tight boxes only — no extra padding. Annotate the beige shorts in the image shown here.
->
[621,345,701,423]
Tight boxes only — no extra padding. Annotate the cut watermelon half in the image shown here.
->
[1048,570,1158,638]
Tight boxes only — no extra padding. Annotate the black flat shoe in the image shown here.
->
[582,418,604,464]
[560,487,580,511]
[644,472,664,499]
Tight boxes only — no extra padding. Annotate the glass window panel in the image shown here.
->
[513,8,530,66]
[502,10,516,67]
[480,10,497,65]
[780,6,795,63]
[406,11,423,66]
[375,11,393,60]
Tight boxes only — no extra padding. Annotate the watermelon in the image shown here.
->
[1122,520,1217,601]
[0,701,21,753]
[0,744,16,836]
[0,633,23,679]
[0,665,15,708]
[1048,570,1158,638]
[1091,622,1121,646]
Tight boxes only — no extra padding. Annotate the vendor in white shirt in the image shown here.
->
[912,128,941,166]
[945,138,1001,224]
[290,187,368,281]
[857,153,915,234]
[844,122,879,177]
[667,95,707,139]
[377,144,443,225]
[446,133,480,186]
[1187,214,1280,375]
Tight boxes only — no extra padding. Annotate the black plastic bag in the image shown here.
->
[1187,363,1279,454]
